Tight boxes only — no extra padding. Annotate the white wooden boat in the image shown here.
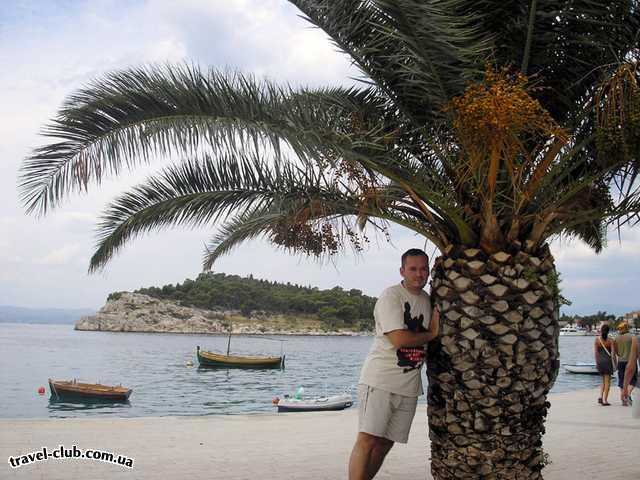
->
[564,363,599,374]
[274,393,353,412]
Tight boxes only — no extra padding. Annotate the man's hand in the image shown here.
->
[385,306,440,348]
[426,306,440,341]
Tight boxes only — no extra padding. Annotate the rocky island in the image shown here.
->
[76,292,370,335]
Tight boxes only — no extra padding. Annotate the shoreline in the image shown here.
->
[74,327,372,336]
[1,388,637,479]
[2,322,372,336]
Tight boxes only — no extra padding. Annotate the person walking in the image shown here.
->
[594,324,614,406]
[614,322,637,406]
[622,335,638,407]
[348,249,439,480]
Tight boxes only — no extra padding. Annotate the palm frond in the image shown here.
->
[290,0,492,124]
[19,66,277,215]
[88,152,338,272]
[202,186,447,270]
[19,65,386,216]
[521,1,639,122]
[202,208,288,271]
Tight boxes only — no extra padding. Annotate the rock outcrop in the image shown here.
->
[75,293,227,334]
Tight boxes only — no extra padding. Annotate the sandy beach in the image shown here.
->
[1,387,637,479]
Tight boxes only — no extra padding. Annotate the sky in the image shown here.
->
[1,0,639,316]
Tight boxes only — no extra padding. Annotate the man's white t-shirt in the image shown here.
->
[359,283,432,397]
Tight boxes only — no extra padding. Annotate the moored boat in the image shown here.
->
[559,326,588,336]
[273,393,353,412]
[48,378,132,401]
[564,363,599,374]
[196,346,284,369]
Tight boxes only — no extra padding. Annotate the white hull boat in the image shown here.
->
[559,326,588,336]
[564,363,599,374]
[274,393,353,412]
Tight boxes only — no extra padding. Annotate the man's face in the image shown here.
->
[400,255,429,291]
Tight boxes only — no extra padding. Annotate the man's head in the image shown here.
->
[617,321,630,334]
[400,249,429,292]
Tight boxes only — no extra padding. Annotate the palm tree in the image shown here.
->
[19,2,640,478]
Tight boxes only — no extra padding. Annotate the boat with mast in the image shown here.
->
[196,330,284,369]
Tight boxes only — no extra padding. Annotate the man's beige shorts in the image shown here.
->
[357,384,417,444]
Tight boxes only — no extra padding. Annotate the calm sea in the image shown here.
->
[0,323,605,418]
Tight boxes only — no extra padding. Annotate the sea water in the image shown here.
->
[0,323,604,418]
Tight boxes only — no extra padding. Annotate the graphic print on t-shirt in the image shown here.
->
[396,302,427,372]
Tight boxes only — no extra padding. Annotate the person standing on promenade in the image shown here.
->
[348,249,440,480]
[622,334,638,406]
[594,324,614,405]
[615,322,637,406]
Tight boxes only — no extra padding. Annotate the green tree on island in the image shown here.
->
[19,2,640,479]
[122,272,376,329]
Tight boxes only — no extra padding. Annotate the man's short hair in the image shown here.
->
[401,248,429,267]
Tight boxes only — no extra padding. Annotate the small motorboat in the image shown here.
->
[564,363,599,374]
[273,393,353,413]
[197,346,284,369]
[48,378,132,401]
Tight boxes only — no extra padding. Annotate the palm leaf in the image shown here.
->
[291,0,493,124]
[202,208,289,271]
[19,65,390,216]
[203,187,446,270]
[88,152,339,272]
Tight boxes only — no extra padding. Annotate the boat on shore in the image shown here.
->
[48,378,132,401]
[196,345,284,369]
[564,364,599,374]
[273,393,353,412]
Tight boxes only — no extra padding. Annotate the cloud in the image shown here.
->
[548,229,640,316]
[35,243,82,266]
[552,227,640,264]
[566,277,616,290]
[55,211,99,234]
[0,252,23,265]
[0,216,17,224]
[143,0,356,85]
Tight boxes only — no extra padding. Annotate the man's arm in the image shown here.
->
[623,336,638,396]
[386,307,440,348]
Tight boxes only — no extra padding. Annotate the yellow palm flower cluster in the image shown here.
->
[447,66,565,197]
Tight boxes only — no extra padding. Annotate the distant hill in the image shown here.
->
[0,305,96,324]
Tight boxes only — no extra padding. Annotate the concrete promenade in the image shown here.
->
[1,388,637,479]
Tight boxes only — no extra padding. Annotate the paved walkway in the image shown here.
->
[1,388,638,479]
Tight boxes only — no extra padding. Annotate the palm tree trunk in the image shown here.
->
[426,244,560,479]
